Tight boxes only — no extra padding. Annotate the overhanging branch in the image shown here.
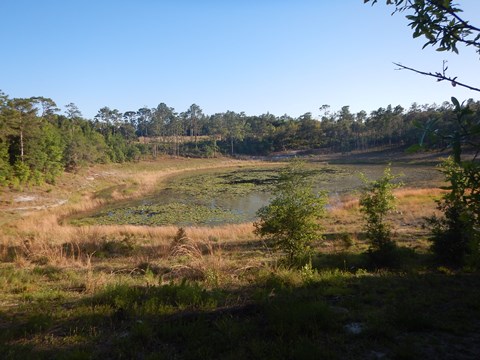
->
[393,62,480,93]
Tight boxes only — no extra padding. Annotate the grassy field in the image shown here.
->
[1,153,479,359]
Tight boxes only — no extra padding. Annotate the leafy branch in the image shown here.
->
[365,0,480,55]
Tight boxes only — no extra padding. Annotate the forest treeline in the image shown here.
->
[1,89,479,186]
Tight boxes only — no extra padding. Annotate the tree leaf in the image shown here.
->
[451,97,460,109]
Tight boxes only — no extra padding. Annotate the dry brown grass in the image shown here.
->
[164,229,266,287]
[321,186,445,249]
[1,196,258,272]
[395,187,446,200]
[394,187,445,225]
[0,157,265,264]
[1,182,442,269]
[328,187,443,218]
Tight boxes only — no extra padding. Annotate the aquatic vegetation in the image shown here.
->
[68,163,441,227]
[71,202,241,226]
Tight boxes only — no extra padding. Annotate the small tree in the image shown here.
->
[254,161,327,265]
[413,98,480,268]
[359,166,402,266]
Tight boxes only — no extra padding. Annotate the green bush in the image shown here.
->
[359,166,402,267]
[254,161,327,266]
[427,158,480,268]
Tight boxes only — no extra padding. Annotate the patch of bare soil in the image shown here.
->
[1,192,68,213]
[0,167,102,214]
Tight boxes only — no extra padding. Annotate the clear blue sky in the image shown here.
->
[1,0,479,119]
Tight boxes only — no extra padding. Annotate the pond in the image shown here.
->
[70,163,444,227]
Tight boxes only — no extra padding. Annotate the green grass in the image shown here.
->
[1,263,479,359]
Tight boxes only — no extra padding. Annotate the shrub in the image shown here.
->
[427,158,480,268]
[254,161,327,266]
[359,166,402,267]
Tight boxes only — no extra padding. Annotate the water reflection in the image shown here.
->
[212,192,272,221]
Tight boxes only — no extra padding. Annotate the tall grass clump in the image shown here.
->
[167,227,232,286]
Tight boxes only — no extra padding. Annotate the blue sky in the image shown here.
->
[1,0,479,119]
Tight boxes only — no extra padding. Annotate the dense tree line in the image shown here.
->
[1,89,479,186]
[0,91,141,186]
[109,100,480,157]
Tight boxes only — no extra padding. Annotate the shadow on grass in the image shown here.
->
[313,242,435,273]
[1,267,480,359]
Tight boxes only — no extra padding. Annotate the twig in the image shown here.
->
[393,62,480,93]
